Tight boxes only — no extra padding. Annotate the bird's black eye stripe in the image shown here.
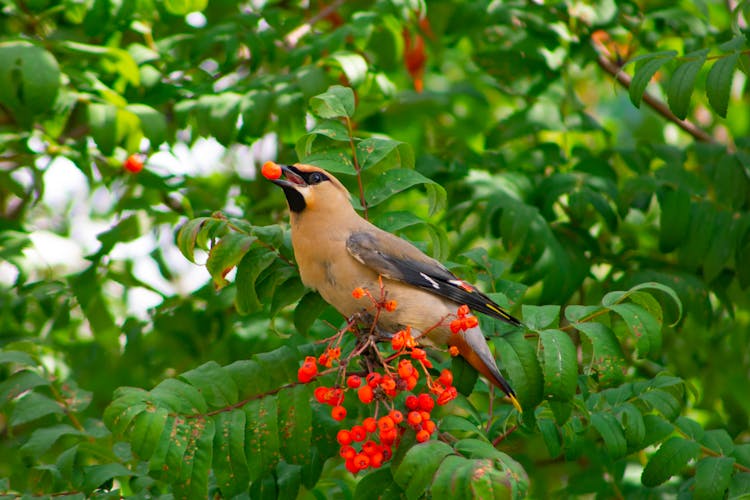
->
[306,171,328,184]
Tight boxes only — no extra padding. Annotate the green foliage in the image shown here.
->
[2,0,750,498]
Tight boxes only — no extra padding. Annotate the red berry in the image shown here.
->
[405,395,419,410]
[350,425,367,442]
[457,305,470,318]
[314,386,329,403]
[362,417,377,433]
[340,445,356,459]
[438,386,458,406]
[261,161,282,180]
[354,453,370,470]
[378,416,395,432]
[346,375,362,389]
[417,393,435,412]
[331,405,347,421]
[366,372,382,388]
[123,154,145,173]
[337,429,352,445]
[407,411,422,426]
[345,458,359,474]
[362,440,378,456]
[423,419,436,434]
[389,410,404,424]
[439,369,453,387]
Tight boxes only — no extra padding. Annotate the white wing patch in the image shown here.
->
[420,272,441,289]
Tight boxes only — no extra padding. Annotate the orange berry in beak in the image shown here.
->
[261,161,282,180]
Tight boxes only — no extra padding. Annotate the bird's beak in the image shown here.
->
[271,165,308,189]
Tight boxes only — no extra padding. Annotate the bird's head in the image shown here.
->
[266,163,353,214]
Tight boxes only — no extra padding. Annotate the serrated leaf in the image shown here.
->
[706,52,739,118]
[659,188,691,253]
[680,201,716,270]
[0,369,50,403]
[235,246,278,314]
[521,304,560,331]
[176,217,228,263]
[300,150,356,174]
[618,402,646,448]
[356,138,414,171]
[245,395,280,482]
[704,209,737,282]
[667,49,709,119]
[213,409,250,498]
[607,302,661,358]
[20,424,85,458]
[641,437,700,487]
[278,385,312,466]
[293,292,329,335]
[10,391,64,426]
[179,361,238,409]
[150,378,207,414]
[591,412,627,458]
[81,463,133,495]
[392,440,453,499]
[451,355,479,396]
[309,85,355,118]
[494,332,544,410]
[629,51,677,108]
[575,322,625,386]
[639,389,682,421]
[564,305,602,322]
[171,417,214,500]
[431,455,513,500]
[702,429,735,455]
[537,412,562,457]
[206,232,255,290]
[540,330,577,402]
[365,168,444,208]
[355,468,403,499]
[103,388,149,436]
[0,350,35,367]
[129,406,169,461]
[694,457,735,500]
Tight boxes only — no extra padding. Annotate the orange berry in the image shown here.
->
[416,429,431,443]
[438,386,458,405]
[380,376,396,392]
[391,335,405,351]
[337,429,352,445]
[389,410,404,424]
[411,348,427,360]
[422,359,433,369]
[417,393,435,412]
[457,305,470,318]
[261,161,282,180]
[370,452,384,468]
[362,417,377,433]
[331,405,347,421]
[439,369,453,387]
[123,154,145,173]
[449,345,460,357]
[352,287,365,299]
[450,319,462,334]
[464,316,478,329]
[422,419,436,434]
[406,375,418,390]
[297,366,315,383]
[357,385,374,404]
[407,411,422,426]
[346,375,362,389]
[384,300,398,312]
[398,360,415,379]
[379,428,398,445]
[314,386,330,403]
[378,415,395,432]
[362,440,378,456]
[345,458,359,474]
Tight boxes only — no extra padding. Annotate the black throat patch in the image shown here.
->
[282,185,306,212]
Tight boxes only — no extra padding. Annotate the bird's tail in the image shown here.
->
[452,326,523,413]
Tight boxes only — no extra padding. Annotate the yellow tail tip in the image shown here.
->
[509,394,523,413]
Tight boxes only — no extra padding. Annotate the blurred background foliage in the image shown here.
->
[1,0,749,497]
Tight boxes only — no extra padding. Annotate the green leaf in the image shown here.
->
[127,104,168,146]
[294,292,329,335]
[729,472,750,498]
[639,389,682,421]
[10,391,64,426]
[356,138,415,171]
[694,456,735,500]
[355,468,403,499]
[658,188,691,253]
[451,355,479,396]
[0,350,35,367]
[494,331,544,410]
[206,232,255,290]
[129,407,170,460]
[103,387,149,436]
[0,41,60,124]
[521,304,560,331]
[213,409,250,498]
[245,395,280,482]
[618,402,646,448]
[20,424,85,458]
[278,385,313,466]
[701,429,735,455]
[431,455,514,499]
[95,214,141,257]
[179,361,239,409]
[171,417,214,500]
[540,330,577,402]
[628,51,677,108]
[309,85,355,119]
[575,322,626,386]
[239,90,273,138]
[537,411,562,457]
[392,440,453,499]
[641,437,700,487]
[591,412,627,458]
[641,414,674,447]
[163,0,208,15]
[706,52,739,118]
[704,209,737,282]
[81,463,133,495]
[667,48,709,119]
[714,154,750,211]
[0,369,50,403]
[607,302,661,358]
[330,53,368,86]
[151,378,207,414]
[59,41,140,86]
[365,168,445,208]
[87,102,119,155]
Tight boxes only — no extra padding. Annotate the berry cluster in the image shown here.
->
[296,282,466,474]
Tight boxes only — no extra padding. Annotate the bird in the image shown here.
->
[265,162,523,412]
